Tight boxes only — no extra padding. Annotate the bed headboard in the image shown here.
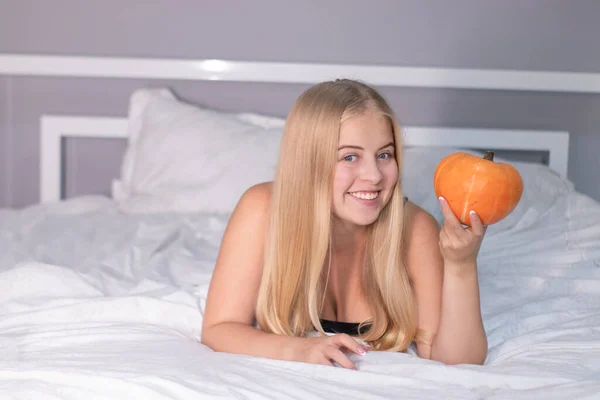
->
[40,114,569,203]
[10,53,577,203]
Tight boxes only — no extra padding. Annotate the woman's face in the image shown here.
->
[332,110,399,229]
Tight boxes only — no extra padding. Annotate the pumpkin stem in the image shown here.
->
[483,151,494,161]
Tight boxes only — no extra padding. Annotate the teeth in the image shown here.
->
[350,191,379,200]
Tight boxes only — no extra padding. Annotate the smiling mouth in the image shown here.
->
[348,191,380,200]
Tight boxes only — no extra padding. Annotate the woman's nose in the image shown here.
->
[360,159,383,183]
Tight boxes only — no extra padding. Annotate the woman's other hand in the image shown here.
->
[289,334,370,370]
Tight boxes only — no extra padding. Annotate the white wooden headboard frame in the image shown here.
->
[0,54,575,202]
[40,115,569,203]
[3,54,600,93]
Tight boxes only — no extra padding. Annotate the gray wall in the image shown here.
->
[1,0,600,207]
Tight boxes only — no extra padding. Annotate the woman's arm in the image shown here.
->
[405,199,488,365]
[201,183,367,368]
[433,259,487,365]
[201,183,294,359]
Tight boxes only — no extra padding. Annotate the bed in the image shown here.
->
[2,59,600,400]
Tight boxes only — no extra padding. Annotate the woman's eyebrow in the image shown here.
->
[337,142,394,151]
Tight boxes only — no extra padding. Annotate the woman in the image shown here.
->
[201,79,488,369]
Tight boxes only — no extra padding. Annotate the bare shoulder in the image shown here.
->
[221,181,273,253]
[403,200,444,357]
[404,200,440,246]
[237,181,273,214]
[403,200,442,276]
[201,181,273,331]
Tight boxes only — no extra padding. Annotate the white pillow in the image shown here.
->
[113,89,284,214]
[114,88,176,197]
[236,112,286,129]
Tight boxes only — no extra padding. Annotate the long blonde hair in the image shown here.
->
[256,79,418,352]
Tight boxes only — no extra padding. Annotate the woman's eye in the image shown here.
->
[343,155,357,162]
[378,152,392,160]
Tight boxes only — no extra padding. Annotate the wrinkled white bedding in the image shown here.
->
[1,191,600,400]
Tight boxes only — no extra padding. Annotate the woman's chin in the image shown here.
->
[338,213,381,229]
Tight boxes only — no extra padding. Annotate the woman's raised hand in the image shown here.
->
[437,196,487,266]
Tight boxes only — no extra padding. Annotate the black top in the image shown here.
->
[318,197,408,336]
[320,318,371,335]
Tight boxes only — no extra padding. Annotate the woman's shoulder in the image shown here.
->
[238,182,273,212]
[229,182,274,226]
[403,199,440,247]
[403,199,443,279]
[218,182,274,259]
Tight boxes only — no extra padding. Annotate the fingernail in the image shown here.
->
[438,196,445,203]
[470,210,478,218]
[357,348,366,355]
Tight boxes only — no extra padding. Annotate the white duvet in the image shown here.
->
[1,188,600,400]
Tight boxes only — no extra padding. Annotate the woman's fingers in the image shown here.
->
[323,345,357,370]
[439,197,487,240]
[330,334,368,356]
[468,210,486,236]
[438,197,464,231]
[318,356,334,367]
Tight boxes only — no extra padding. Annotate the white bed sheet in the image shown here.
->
[1,191,600,400]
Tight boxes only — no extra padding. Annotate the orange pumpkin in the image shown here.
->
[433,151,523,226]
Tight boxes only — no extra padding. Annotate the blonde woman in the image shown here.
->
[201,79,488,369]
